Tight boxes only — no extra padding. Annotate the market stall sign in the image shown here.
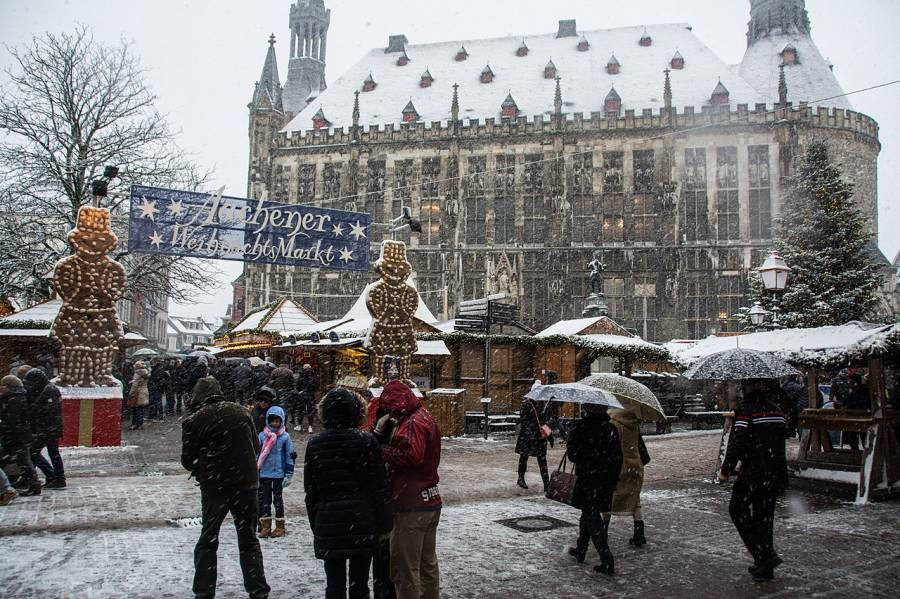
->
[128,185,370,271]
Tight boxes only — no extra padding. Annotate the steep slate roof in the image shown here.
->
[283,22,764,132]
[250,36,282,109]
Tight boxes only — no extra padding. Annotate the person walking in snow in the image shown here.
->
[23,367,66,489]
[305,388,392,599]
[566,403,623,576]
[256,405,294,539]
[0,375,41,496]
[609,407,650,548]
[296,363,319,433]
[514,382,553,491]
[182,376,270,599]
[128,361,150,430]
[719,378,788,581]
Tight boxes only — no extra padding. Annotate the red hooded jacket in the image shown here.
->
[378,380,442,512]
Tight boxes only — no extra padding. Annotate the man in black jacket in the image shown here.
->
[0,375,41,496]
[719,379,789,581]
[23,368,66,489]
[182,377,269,599]
[147,360,169,420]
[295,364,319,433]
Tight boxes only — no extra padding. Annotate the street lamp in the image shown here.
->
[748,301,768,328]
[757,251,792,328]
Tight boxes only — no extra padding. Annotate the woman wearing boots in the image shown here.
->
[610,407,650,547]
[514,389,552,491]
[128,361,150,430]
[566,403,623,576]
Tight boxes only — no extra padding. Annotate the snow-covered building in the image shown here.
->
[166,316,215,352]
[245,0,882,340]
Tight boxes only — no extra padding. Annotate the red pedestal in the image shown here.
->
[59,386,123,447]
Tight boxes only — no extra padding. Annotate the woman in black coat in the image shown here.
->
[514,395,552,491]
[566,403,623,576]
[305,388,392,599]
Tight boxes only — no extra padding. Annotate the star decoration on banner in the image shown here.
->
[167,199,184,217]
[349,221,367,240]
[148,230,164,248]
[339,247,355,264]
[332,222,344,237]
[138,197,159,220]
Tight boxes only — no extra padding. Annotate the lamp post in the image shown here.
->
[757,251,792,329]
[748,301,769,331]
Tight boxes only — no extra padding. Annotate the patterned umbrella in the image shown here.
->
[680,347,799,381]
[525,382,624,408]
[580,373,666,422]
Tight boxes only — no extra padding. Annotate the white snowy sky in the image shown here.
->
[2,0,898,322]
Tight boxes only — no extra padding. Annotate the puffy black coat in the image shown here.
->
[269,367,295,393]
[0,387,32,450]
[182,377,260,490]
[566,411,623,511]
[305,428,392,559]
[515,399,550,457]
[722,391,789,493]
[23,368,62,444]
[251,369,270,395]
[148,364,170,395]
[296,369,319,396]
[233,364,253,397]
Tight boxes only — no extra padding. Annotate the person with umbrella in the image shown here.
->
[514,380,553,491]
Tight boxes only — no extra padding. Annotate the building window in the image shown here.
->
[297,164,316,202]
[465,157,487,244]
[601,151,624,242]
[462,252,485,300]
[494,154,516,245]
[523,253,548,329]
[716,274,743,334]
[273,164,291,202]
[393,159,414,244]
[412,253,443,318]
[366,160,385,242]
[632,150,656,243]
[572,153,596,243]
[523,154,545,244]
[633,277,657,341]
[748,145,771,239]
[716,147,739,241]
[603,276,626,320]
[420,158,441,245]
[685,275,710,339]
[681,148,708,242]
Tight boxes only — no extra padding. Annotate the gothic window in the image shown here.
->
[748,145,772,239]
[272,165,291,202]
[393,159,414,244]
[465,157,487,244]
[523,154,545,244]
[297,164,316,202]
[323,163,342,203]
[603,276,626,321]
[366,160,385,242]
[412,253,443,317]
[572,153,596,243]
[685,275,710,339]
[681,148,708,242]
[632,150,656,243]
[716,147,739,241]
[633,276,658,341]
[462,252,485,300]
[494,154,517,245]
[420,157,441,246]
[602,151,624,242]
[716,274,743,334]
[523,253,548,329]
[315,271,344,321]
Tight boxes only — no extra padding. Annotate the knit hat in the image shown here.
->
[319,388,366,429]
[1,375,23,388]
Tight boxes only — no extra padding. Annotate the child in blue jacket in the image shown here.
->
[256,405,295,538]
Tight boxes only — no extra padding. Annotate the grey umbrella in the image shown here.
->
[525,382,624,408]
[580,373,666,422]
[680,347,799,381]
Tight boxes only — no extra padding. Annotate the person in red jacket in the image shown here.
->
[375,380,442,599]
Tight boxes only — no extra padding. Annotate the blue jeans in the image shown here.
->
[148,392,163,418]
[258,477,284,518]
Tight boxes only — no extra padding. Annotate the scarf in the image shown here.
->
[257,425,285,470]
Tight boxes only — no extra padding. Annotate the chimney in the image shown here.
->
[557,19,577,38]
[386,34,408,53]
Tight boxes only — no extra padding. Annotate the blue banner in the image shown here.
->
[127,185,371,272]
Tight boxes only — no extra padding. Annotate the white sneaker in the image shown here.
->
[293,425,303,432]
[308,426,313,433]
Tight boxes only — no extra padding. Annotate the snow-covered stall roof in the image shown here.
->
[228,298,318,336]
[672,323,900,368]
[284,22,763,132]
[536,316,605,338]
[0,299,62,338]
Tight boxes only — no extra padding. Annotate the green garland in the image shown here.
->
[0,319,53,330]
[216,328,283,344]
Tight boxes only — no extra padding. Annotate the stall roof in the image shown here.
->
[0,299,61,338]
[228,298,318,336]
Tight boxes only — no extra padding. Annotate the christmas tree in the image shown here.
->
[765,143,880,327]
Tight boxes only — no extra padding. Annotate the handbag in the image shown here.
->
[530,403,552,439]
[545,453,577,506]
[638,435,651,466]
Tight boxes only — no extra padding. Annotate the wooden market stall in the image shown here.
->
[215,297,318,357]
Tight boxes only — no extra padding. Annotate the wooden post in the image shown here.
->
[859,357,886,503]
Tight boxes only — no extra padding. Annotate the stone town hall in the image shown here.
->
[241,0,881,340]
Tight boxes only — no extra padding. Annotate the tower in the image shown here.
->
[247,34,285,199]
[746,0,809,45]
[283,0,330,117]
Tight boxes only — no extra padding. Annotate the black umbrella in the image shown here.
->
[680,348,799,381]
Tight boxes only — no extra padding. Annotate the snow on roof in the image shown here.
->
[535,317,604,338]
[739,31,850,109]
[0,298,62,324]
[284,22,764,132]
[230,299,318,335]
[576,333,659,351]
[168,316,214,336]
[672,322,890,366]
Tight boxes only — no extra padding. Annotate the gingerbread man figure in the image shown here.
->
[51,207,126,387]
[365,240,418,384]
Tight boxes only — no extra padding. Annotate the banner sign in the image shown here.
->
[127,185,371,271]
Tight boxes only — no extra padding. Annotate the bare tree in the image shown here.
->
[0,25,220,305]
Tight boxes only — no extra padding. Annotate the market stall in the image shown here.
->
[214,297,318,357]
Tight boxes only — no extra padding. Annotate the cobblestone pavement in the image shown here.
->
[1,421,896,598]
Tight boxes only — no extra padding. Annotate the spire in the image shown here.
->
[284,0,330,115]
[747,0,810,47]
[352,90,360,128]
[663,68,673,117]
[778,63,788,104]
[250,33,282,110]
[553,76,563,116]
[451,83,460,122]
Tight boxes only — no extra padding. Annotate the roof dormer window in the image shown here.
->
[577,35,590,52]
[604,87,621,118]
[420,69,434,88]
[362,73,377,92]
[671,50,685,70]
[516,40,529,57]
[312,107,331,129]
[402,100,419,123]
[480,64,494,83]
[501,93,519,120]
[544,59,557,79]
[639,30,652,47]
[455,45,468,61]
[780,44,799,66]
[397,50,410,66]
[710,80,730,106]
[606,54,620,75]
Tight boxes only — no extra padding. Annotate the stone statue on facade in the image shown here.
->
[587,251,606,295]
